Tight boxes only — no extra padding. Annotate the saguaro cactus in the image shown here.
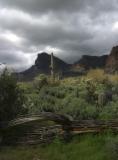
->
[50,52,55,81]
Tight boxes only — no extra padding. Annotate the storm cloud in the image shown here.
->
[0,0,118,71]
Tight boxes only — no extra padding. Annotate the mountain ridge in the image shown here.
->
[16,46,118,81]
[75,54,108,69]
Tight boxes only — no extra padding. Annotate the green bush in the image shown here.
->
[33,74,48,90]
[20,74,118,120]
[99,100,118,120]
[0,69,27,121]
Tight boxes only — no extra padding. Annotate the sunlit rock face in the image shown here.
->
[105,46,118,74]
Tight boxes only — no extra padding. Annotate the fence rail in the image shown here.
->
[0,113,118,145]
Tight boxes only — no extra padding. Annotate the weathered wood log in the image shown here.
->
[71,120,118,134]
[0,113,118,145]
[0,112,71,130]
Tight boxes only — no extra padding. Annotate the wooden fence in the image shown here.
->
[0,113,118,145]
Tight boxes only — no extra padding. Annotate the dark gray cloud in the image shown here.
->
[0,0,118,70]
[1,0,118,16]
[0,0,92,14]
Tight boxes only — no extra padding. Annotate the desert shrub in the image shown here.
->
[99,100,118,120]
[85,80,97,103]
[25,93,41,114]
[86,69,118,89]
[18,82,34,94]
[33,74,48,90]
[60,97,98,120]
[21,73,118,120]
[86,69,107,82]
[109,74,118,84]
[45,87,66,99]
[61,77,80,85]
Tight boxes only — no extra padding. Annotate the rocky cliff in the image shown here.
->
[75,55,108,69]
[105,46,118,74]
[17,52,70,81]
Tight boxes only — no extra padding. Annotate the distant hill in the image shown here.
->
[75,55,108,69]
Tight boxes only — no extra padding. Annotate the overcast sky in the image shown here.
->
[0,0,118,71]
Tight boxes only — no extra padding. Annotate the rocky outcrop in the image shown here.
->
[17,52,70,81]
[75,55,108,69]
[15,46,118,81]
[35,52,70,72]
[105,46,118,74]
